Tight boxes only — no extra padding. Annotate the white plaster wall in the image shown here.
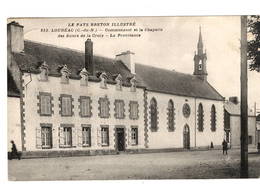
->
[146,91,224,149]
[230,116,256,147]
[22,73,145,151]
[195,98,224,147]
[7,97,22,151]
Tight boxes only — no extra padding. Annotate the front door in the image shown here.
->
[116,128,125,151]
[183,125,190,149]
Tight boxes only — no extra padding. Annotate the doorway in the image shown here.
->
[183,124,190,149]
[116,128,125,151]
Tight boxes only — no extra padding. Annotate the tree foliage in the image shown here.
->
[248,15,260,72]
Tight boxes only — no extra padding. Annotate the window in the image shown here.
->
[80,68,89,86]
[150,98,158,131]
[101,127,109,146]
[198,103,204,132]
[129,101,139,120]
[63,127,72,147]
[198,60,202,70]
[167,100,175,131]
[60,95,73,116]
[60,65,70,84]
[131,127,138,145]
[38,92,52,116]
[41,126,52,148]
[115,74,122,91]
[114,100,125,119]
[79,96,92,117]
[82,127,91,146]
[130,77,136,92]
[100,72,108,89]
[248,136,253,144]
[98,96,110,118]
[210,105,216,132]
[39,61,48,81]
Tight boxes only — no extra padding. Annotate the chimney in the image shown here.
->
[229,96,239,105]
[7,21,24,53]
[116,50,135,74]
[85,39,95,76]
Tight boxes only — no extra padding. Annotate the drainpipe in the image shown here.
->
[194,98,197,148]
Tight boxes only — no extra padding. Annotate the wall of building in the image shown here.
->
[22,73,145,151]
[146,91,224,149]
[257,122,260,144]
[230,116,256,147]
[7,97,22,151]
[195,98,224,147]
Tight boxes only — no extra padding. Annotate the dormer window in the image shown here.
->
[39,61,49,81]
[99,72,108,89]
[130,76,137,92]
[115,74,122,91]
[79,68,89,86]
[60,65,70,84]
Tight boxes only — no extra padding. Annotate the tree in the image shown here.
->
[248,15,260,72]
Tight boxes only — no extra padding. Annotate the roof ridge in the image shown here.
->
[136,63,195,77]
[25,39,85,54]
[24,39,116,61]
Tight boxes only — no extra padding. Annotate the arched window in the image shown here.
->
[210,105,216,132]
[197,103,204,132]
[167,100,175,131]
[150,98,158,131]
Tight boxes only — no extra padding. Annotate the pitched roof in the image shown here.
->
[12,40,144,87]
[224,101,256,116]
[7,69,20,97]
[11,40,224,101]
[136,64,224,100]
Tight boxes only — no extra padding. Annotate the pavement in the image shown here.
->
[8,149,260,180]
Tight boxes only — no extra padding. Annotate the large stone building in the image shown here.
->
[8,22,225,157]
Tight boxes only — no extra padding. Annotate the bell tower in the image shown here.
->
[193,26,208,81]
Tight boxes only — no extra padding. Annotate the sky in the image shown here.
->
[8,16,260,110]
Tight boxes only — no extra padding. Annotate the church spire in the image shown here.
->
[193,26,208,81]
[197,26,203,55]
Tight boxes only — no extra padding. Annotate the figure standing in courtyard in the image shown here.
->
[222,139,228,155]
[10,140,21,160]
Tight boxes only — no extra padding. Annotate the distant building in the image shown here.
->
[8,22,225,157]
[257,114,260,145]
[224,97,257,148]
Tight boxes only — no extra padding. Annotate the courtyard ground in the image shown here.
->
[8,149,260,180]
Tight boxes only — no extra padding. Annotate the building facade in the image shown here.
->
[224,97,257,148]
[7,22,225,157]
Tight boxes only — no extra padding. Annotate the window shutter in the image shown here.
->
[59,127,64,147]
[100,101,104,117]
[46,96,51,114]
[36,128,42,149]
[132,103,137,119]
[81,99,85,116]
[61,98,65,115]
[128,128,131,146]
[77,127,82,147]
[67,98,71,115]
[52,128,57,148]
[97,128,101,146]
[91,127,94,146]
[40,96,45,114]
[72,127,77,147]
[136,128,138,145]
